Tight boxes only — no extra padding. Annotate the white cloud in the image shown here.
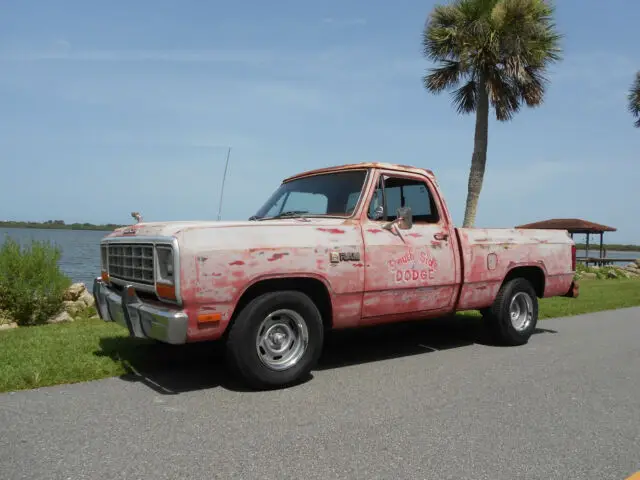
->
[436,159,589,206]
[0,48,278,65]
[482,161,579,197]
[553,51,638,82]
[321,17,367,26]
[52,39,71,52]
[0,43,427,121]
[550,51,640,107]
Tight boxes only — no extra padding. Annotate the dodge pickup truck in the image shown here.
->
[93,162,579,389]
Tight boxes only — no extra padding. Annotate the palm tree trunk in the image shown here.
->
[462,79,489,228]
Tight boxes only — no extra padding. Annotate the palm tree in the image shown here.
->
[422,0,562,227]
[628,71,640,128]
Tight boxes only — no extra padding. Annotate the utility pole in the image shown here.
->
[217,146,232,221]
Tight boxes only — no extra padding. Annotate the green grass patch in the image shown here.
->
[1,278,639,393]
[537,278,640,318]
[0,313,128,392]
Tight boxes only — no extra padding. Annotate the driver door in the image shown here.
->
[361,170,458,322]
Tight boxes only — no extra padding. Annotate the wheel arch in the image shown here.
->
[502,265,546,298]
[224,275,334,339]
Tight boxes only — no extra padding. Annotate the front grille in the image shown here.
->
[107,243,155,285]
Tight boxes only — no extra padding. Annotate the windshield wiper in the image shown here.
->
[254,210,309,221]
[274,210,308,218]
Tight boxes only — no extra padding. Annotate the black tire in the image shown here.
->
[483,277,538,346]
[225,290,324,390]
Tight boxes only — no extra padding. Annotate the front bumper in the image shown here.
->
[93,277,188,344]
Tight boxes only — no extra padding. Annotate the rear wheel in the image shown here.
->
[225,290,324,389]
[483,277,538,346]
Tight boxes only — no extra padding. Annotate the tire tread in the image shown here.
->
[225,290,324,389]
[485,277,538,346]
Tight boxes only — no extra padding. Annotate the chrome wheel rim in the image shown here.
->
[255,309,309,371]
[509,292,533,332]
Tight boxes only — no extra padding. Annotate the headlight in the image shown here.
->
[156,245,175,284]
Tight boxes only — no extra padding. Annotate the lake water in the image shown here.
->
[1,228,106,287]
[576,249,640,265]
[1,228,638,286]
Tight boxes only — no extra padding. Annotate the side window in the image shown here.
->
[368,188,384,220]
[367,175,440,223]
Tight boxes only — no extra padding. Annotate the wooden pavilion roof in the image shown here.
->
[516,218,617,234]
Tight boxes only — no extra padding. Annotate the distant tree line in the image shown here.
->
[0,220,125,231]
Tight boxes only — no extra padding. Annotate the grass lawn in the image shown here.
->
[1,278,639,393]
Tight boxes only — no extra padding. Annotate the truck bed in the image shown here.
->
[454,227,575,311]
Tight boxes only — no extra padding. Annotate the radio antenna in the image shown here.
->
[217,146,232,221]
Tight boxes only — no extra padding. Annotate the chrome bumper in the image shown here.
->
[93,277,188,344]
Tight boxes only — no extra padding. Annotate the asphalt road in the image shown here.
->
[2,307,640,480]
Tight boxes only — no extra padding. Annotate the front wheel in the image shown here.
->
[225,290,324,389]
[483,277,538,346]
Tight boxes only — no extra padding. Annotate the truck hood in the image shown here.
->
[103,218,348,239]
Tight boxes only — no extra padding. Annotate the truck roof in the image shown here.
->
[283,162,436,183]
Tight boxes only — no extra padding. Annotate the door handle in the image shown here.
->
[434,232,449,241]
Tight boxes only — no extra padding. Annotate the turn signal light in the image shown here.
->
[197,312,222,324]
[156,282,176,301]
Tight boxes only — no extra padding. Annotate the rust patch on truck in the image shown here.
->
[267,252,290,262]
[317,228,346,234]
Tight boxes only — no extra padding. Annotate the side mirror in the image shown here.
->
[396,206,413,229]
[383,207,413,231]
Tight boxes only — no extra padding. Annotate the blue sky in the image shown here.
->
[1,0,639,243]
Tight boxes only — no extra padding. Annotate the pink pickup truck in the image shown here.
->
[94,162,579,388]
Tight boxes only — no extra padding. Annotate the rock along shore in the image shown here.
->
[0,282,97,330]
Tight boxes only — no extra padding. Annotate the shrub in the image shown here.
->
[0,236,71,325]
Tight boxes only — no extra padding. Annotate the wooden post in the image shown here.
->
[585,233,590,267]
[599,232,604,267]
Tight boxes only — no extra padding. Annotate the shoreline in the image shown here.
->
[0,224,124,232]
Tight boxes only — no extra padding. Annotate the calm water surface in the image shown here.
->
[1,228,638,286]
[1,228,106,286]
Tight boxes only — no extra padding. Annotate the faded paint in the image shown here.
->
[173,218,365,338]
[100,162,577,343]
[456,228,574,310]
[283,161,436,183]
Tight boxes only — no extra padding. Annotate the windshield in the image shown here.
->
[252,170,368,220]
